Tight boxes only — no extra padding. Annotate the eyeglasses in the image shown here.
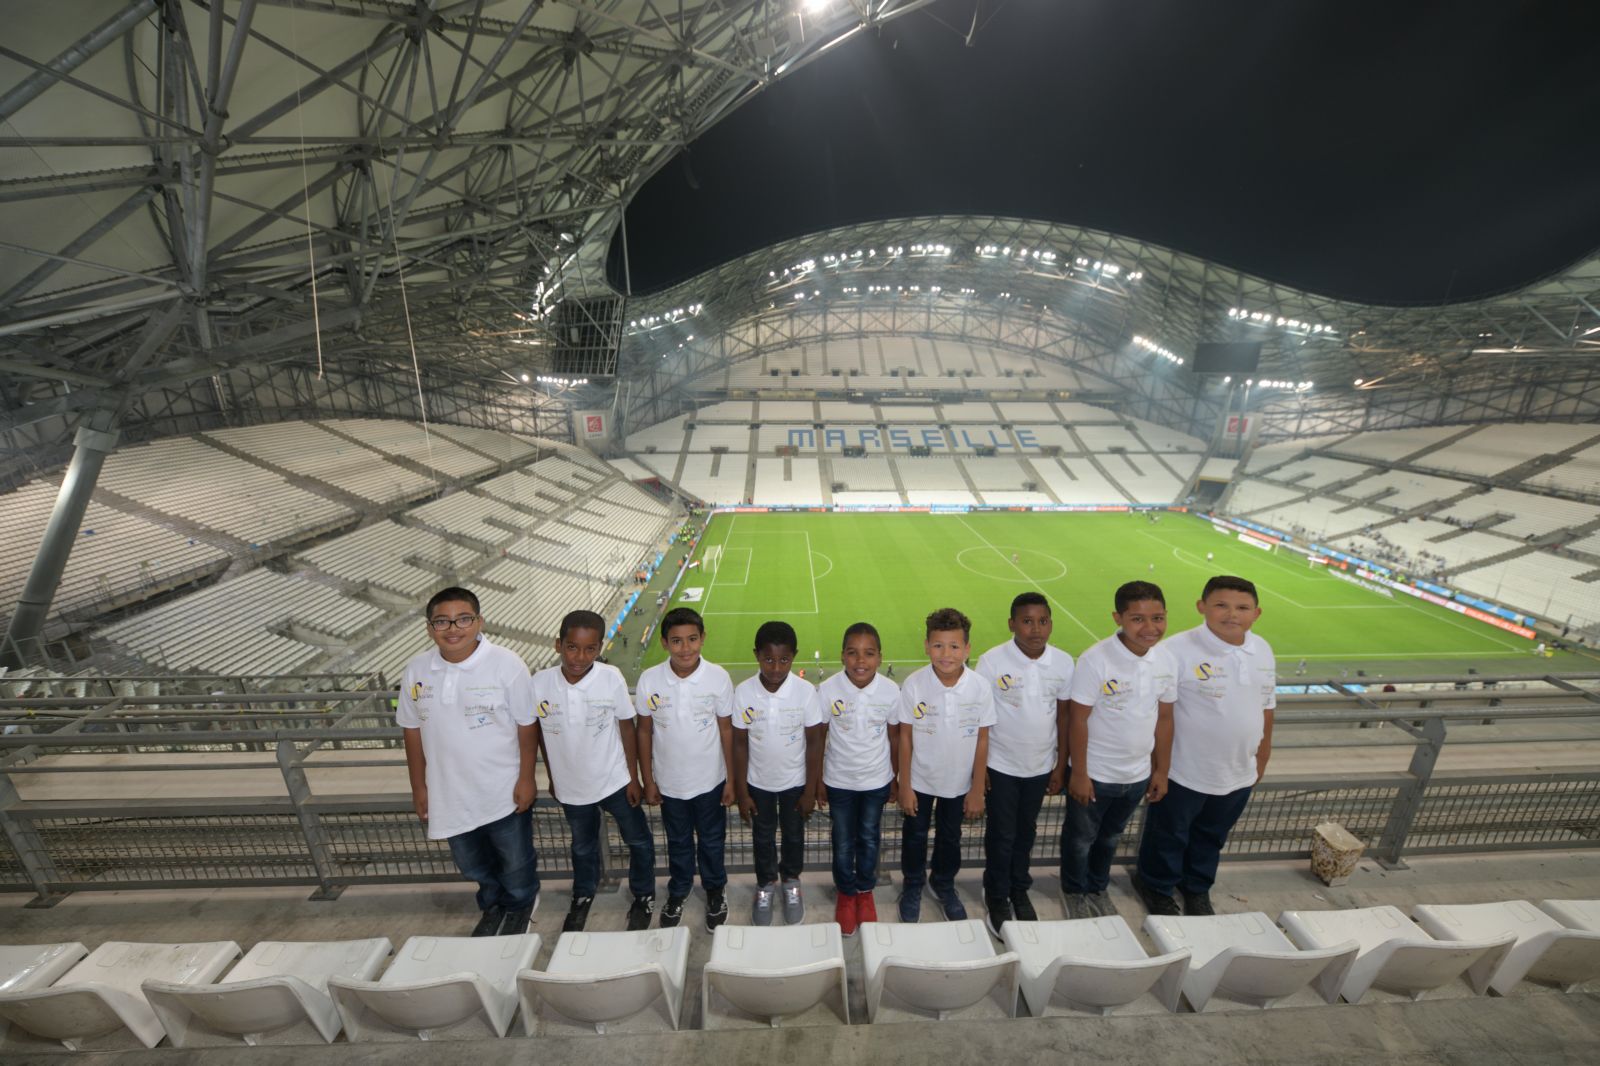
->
[428,614,479,631]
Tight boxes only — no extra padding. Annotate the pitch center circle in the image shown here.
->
[954,546,1068,583]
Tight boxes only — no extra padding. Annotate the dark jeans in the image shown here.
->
[828,783,891,894]
[660,781,728,898]
[750,784,805,885]
[1137,780,1253,895]
[1059,777,1147,894]
[983,768,1050,900]
[563,785,655,901]
[901,790,965,893]
[447,807,539,911]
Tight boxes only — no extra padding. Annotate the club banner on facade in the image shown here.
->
[574,409,609,440]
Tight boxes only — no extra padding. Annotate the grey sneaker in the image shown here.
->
[781,879,805,925]
[1062,892,1093,920]
[753,882,776,926]
[1086,891,1116,917]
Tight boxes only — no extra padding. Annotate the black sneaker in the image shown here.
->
[564,895,593,933]
[1182,890,1216,916]
[498,903,535,935]
[659,895,686,928]
[1010,891,1038,923]
[1131,872,1181,917]
[470,906,504,937]
[627,894,655,931]
[705,888,729,932]
[984,897,1013,939]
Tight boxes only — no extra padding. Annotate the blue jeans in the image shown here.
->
[1059,778,1147,894]
[983,768,1050,900]
[828,783,891,894]
[563,785,656,900]
[660,781,728,898]
[901,790,965,894]
[1137,780,1253,895]
[447,808,539,911]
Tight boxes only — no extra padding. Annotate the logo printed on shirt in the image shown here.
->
[409,682,424,700]
[912,701,930,719]
[1194,662,1215,681]
[1101,679,1122,696]
[996,674,1017,691]
[740,705,757,725]
[830,698,846,717]
[646,692,663,711]
[536,700,552,718]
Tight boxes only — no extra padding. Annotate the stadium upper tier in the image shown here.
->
[624,387,1205,507]
[0,419,678,677]
[1226,421,1600,630]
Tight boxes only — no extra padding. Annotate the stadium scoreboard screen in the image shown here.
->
[1191,341,1263,374]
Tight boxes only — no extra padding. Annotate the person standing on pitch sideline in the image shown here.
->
[1059,581,1177,919]
[898,607,997,922]
[1134,576,1275,916]
[636,607,736,931]
[732,621,825,925]
[399,587,540,936]
[532,610,655,933]
[976,592,1074,937]
[817,622,901,936]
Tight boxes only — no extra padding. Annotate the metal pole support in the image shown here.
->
[0,771,67,907]
[1375,715,1445,870]
[276,739,345,900]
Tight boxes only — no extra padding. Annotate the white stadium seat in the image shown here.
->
[329,934,539,1041]
[1143,913,1355,1012]
[858,920,1020,1022]
[0,944,88,1041]
[1537,898,1600,932]
[1279,906,1513,1002]
[517,928,689,1035]
[701,923,850,1028]
[1413,901,1600,995]
[0,940,239,1050]
[145,937,392,1047]
[1001,916,1189,1016]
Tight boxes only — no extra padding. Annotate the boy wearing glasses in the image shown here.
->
[399,586,541,935]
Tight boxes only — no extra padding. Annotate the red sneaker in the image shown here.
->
[836,891,859,937]
[856,890,878,925]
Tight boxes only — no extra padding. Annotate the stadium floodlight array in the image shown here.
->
[1132,334,1184,365]
[535,376,589,387]
[1228,307,1337,335]
[627,304,703,333]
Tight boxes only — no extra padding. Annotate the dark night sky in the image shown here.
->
[611,0,1600,304]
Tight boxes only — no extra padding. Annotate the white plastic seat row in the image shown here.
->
[1280,906,1512,1003]
[1144,913,1356,1012]
[1413,900,1600,996]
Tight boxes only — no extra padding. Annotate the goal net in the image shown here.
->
[704,544,723,575]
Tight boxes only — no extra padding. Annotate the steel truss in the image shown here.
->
[1,1,939,460]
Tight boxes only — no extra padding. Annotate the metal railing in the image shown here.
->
[1,675,1597,905]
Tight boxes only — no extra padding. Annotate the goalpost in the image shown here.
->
[704,544,723,576]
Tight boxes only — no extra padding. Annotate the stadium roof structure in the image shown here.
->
[618,215,1600,442]
[1,1,1598,473]
[0,0,936,472]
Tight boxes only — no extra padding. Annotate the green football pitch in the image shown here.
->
[638,510,1594,681]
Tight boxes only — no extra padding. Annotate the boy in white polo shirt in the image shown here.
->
[1134,576,1275,916]
[732,620,825,925]
[817,622,900,936]
[897,607,997,923]
[399,586,539,936]
[531,610,656,933]
[636,607,736,931]
[976,592,1074,937]
[1060,580,1177,920]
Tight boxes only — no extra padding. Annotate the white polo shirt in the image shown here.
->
[635,658,734,800]
[977,639,1074,779]
[818,672,901,791]
[731,673,824,792]
[897,664,997,799]
[530,662,634,806]
[1165,624,1277,795]
[396,637,535,840]
[1068,634,1178,785]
